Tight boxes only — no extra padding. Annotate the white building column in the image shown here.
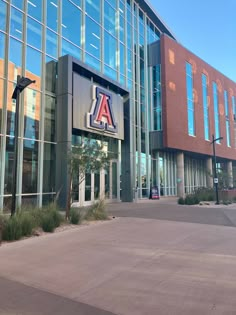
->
[227,161,233,188]
[206,157,213,188]
[177,152,185,197]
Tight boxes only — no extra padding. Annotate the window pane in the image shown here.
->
[85,16,101,59]
[46,29,58,58]
[22,139,38,193]
[104,65,117,81]
[104,1,116,36]
[85,0,101,23]
[119,43,125,75]
[0,0,7,32]
[27,17,42,50]
[44,95,55,142]
[62,0,81,47]
[104,31,117,69]
[26,46,42,77]
[61,39,81,60]
[11,0,23,10]
[45,57,57,93]
[0,32,5,77]
[6,82,16,136]
[27,0,42,22]
[0,79,4,131]
[4,137,15,194]
[10,7,23,40]
[85,53,101,71]
[9,38,22,77]
[43,143,55,192]
[47,0,58,31]
[24,89,40,140]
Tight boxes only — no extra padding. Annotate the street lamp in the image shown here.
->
[11,75,36,215]
[211,134,223,205]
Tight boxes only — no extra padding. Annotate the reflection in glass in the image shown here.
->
[26,46,42,77]
[4,136,14,194]
[11,0,24,10]
[27,0,42,22]
[22,139,38,193]
[104,1,116,36]
[6,82,16,137]
[62,0,81,47]
[112,162,117,199]
[104,65,117,81]
[94,171,100,200]
[44,95,55,142]
[47,0,58,31]
[9,38,22,77]
[22,195,37,207]
[24,89,40,140]
[85,16,101,60]
[105,168,110,198]
[61,39,81,60]
[43,143,55,193]
[85,0,101,23]
[27,17,42,50]
[45,58,57,93]
[0,32,5,77]
[104,31,117,68]
[46,29,57,58]
[85,53,101,72]
[10,7,23,40]
[0,0,6,32]
[0,79,3,130]
[85,173,91,201]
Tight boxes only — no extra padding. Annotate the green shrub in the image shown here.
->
[41,213,55,232]
[18,212,34,237]
[193,187,215,202]
[43,203,62,228]
[2,216,22,241]
[233,196,236,203]
[84,200,108,221]
[178,197,185,205]
[69,208,82,225]
[184,194,199,205]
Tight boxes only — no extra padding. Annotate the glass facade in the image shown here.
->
[212,82,221,143]
[202,73,209,141]
[186,62,195,136]
[0,0,235,210]
[224,90,230,147]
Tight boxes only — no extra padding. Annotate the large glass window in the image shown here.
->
[22,139,38,193]
[186,62,195,136]
[24,89,40,141]
[104,31,117,69]
[26,46,42,77]
[61,39,81,60]
[27,17,42,50]
[6,82,16,137]
[9,38,22,78]
[43,143,55,192]
[0,79,3,131]
[44,95,55,142]
[104,1,116,36]
[46,29,58,58]
[213,82,220,143]
[4,137,15,194]
[46,0,58,31]
[85,0,101,23]
[0,32,5,78]
[202,74,209,140]
[62,0,81,47]
[224,90,230,147]
[27,0,42,22]
[0,0,7,32]
[153,65,162,131]
[10,7,23,40]
[85,16,101,60]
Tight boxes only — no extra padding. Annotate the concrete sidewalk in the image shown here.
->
[1,215,236,314]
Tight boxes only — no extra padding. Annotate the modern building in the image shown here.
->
[0,0,235,210]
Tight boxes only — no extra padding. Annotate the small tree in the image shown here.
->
[66,139,112,219]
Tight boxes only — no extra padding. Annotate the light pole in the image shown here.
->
[211,134,223,205]
[11,75,36,216]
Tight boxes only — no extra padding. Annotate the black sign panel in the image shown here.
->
[150,186,160,200]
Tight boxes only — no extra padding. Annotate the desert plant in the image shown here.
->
[69,208,82,225]
[2,216,22,241]
[84,199,108,221]
[18,212,34,237]
[178,197,185,205]
[41,213,55,232]
[184,194,199,205]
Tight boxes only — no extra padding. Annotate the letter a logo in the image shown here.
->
[87,86,118,133]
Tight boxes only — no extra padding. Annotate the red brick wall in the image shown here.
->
[161,34,236,160]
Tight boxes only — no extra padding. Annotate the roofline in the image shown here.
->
[136,0,177,40]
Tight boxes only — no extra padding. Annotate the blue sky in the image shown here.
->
[150,0,236,82]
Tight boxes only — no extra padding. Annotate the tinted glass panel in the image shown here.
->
[85,16,101,59]
[46,29,58,58]
[85,53,101,71]
[0,79,3,131]
[11,0,23,10]
[85,0,101,22]
[27,0,42,22]
[44,95,55,142]
[104,31,117,69]
[4,137,15,194]
[43,143,55,192]
[22,139,38,193]
[62,0,81,46]
[27,17,42,50]
[9,38,22,77]
[24,89,40,140]
[104,1,116,36]
[26,46,42,77]
[0,32,5,77]
[10,7,23,40]
[47,0,58,31]
[0,0,7,32]
[61,39,81,59]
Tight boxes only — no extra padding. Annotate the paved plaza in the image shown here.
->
[1,200,236,314]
